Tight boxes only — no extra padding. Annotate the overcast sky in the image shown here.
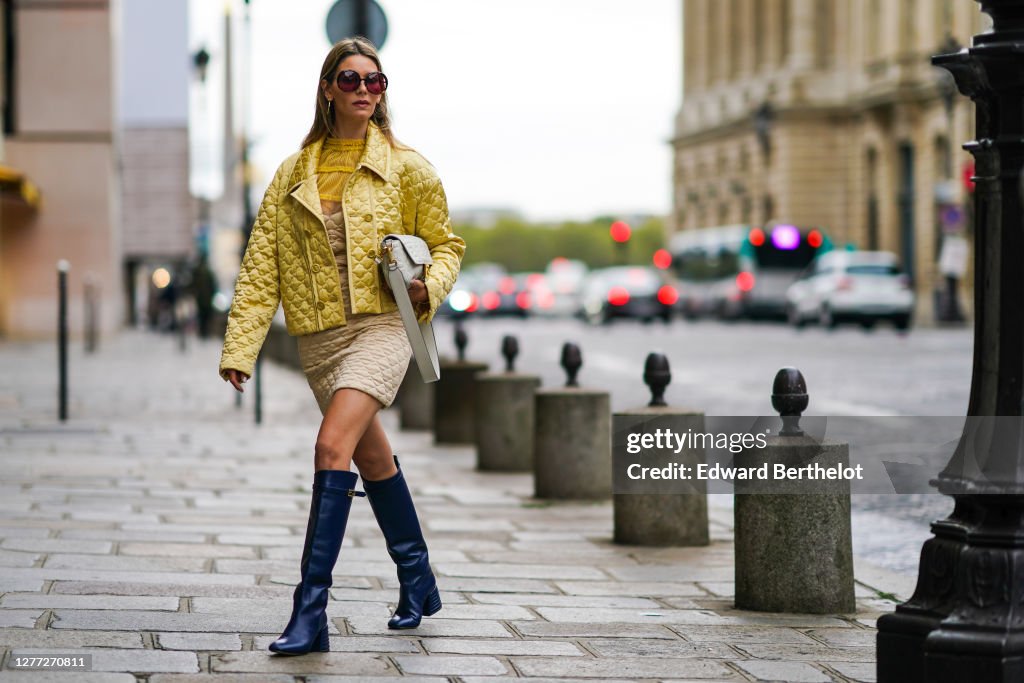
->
[190,0,681,222]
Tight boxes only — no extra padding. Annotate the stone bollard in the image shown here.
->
[534,343,611,499]
[398,362,434,430]
[434,321,488,444]
[613,353,709,546]
[475,335,542,471]
[733,368,855,614]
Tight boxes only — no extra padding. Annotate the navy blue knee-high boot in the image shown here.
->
[269,469,365,655]
[363,456,441,629]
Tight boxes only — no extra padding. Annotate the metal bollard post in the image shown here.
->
[398,361,434,430]
[733,368,854,614]
[534,343,611,499]
[57,260,70,421]
[434,326,488,444]
[475,335,541,471]
[613,353,709,546]
[254,353,263,425]
[83,274,98,354]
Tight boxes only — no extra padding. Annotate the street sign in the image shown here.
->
[326,0,388,49]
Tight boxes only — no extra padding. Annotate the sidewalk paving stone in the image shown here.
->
[395,654,509,676]
[826,661,875,682]
[0,674,136,682]
[421,637,585,656]
[155,633,243,651]
[511,621,681,640]
[1,595,180,611]
[733,660,833,682]
[510,656,735,678]
[210,651,390,675]
[0,629,144,649]
[252,634,420,653]
[148,676,295,683]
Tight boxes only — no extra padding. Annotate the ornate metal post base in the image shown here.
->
[877,2,1024,681]
[876,499,977,682]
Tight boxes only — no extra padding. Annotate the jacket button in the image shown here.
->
[312,264,321,273]
[363,214,373,222]
[368,249,376,259]
[317,302,325,310]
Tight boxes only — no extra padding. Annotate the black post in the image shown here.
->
[877,3,1024,681]
[354,0,368,37]
[84,275,98,354]
[254,354,263,425]
[57,260,69,421]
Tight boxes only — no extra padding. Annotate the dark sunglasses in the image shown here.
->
[334,69,388,94]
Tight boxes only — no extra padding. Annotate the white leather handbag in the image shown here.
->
[377,234,441,383]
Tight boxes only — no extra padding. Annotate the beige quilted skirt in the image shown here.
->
[297,208,411,414]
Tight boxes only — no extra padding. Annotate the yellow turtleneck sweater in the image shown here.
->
[317,137,365,204]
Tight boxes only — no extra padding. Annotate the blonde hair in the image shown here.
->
[301,36,397,149]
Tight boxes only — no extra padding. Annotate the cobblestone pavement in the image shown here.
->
[0,331,914,682]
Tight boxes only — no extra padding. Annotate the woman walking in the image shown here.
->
[219,37,465,655]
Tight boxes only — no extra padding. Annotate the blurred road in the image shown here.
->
[434,315,973,575]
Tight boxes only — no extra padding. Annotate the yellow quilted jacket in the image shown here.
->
[219,122,466,379]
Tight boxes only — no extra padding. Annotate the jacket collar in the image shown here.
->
[286,121,391,193]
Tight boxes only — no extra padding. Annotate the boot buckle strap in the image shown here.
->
[349,490,367,498]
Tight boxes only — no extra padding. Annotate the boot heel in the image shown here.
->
[423,587,442,616]
[314,625,330,652]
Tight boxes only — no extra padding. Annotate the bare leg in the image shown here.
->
[352,414,399,481]
[314,389,382,472]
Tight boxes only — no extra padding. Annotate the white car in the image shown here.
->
[785,251,914,330]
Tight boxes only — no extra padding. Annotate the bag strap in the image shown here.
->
[383,260,440,383]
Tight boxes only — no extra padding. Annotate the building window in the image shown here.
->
[1,0,13,135]
[866,0,881,62]
[866,147,879,249]
[779,0,791,66]
[814,0,833,69]
[754,0,767,71]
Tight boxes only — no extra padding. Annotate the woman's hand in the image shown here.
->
[223,369,250,393]
[407,278,428,305]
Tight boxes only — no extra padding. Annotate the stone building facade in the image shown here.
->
[0,0,121,339]
[673,0,984,321]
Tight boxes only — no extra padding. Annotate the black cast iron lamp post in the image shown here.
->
[877,2,1024,681]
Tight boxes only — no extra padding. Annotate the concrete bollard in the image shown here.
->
[534,343,611,499]
[734,367,855,614]
[398,361,434,430]
[434,322,488,444]
[614,353,709,546]
[475,335,541,471]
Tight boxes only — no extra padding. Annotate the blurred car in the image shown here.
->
[540,258,588,318]
[435,262,507,318]
[435,271,482,317]
[476,272,535,317]
[578,266,678,324]
[785,250,914,330]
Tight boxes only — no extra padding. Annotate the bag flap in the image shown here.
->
[382,234,433,265]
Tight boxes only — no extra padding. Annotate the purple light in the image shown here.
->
[771,224,801,250]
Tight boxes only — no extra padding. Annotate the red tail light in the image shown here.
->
[515,291,532,309]
[657,285,679,305]
[537,291,555,309]
[482,291,501,310]
[498,277,516,294]
[608,286,630,306]
[736,271,755,292]
[467,293,479,313]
